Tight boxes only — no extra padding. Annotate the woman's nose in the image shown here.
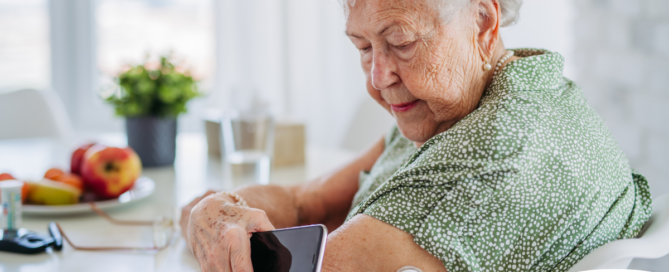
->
[371,50,399,90]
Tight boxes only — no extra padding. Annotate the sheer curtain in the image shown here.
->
[215,0,371,148]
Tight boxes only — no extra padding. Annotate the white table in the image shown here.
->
[0,133,357,272]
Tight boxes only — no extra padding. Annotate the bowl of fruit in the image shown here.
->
[0,144,155,215]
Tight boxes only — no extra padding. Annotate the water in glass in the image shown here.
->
[221,112,274,187]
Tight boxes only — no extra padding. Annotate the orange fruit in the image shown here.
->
[57,174,84,191]
[44,168,65,180]
[44,168,84,191]
[19,181,29,202]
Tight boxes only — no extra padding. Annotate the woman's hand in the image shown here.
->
[186,192,276,272]
[180,190,217,243]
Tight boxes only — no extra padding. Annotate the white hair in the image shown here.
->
[341,0,522,27]
[497,0,522,27]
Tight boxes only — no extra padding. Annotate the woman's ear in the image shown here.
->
[476,0,501,60]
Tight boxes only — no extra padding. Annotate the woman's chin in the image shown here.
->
[392,104,439,144]
[395,121,437,145]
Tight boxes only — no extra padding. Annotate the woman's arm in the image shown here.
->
[229,135,385,229]
[323,214,447,272]
[181,136,385,271]
[180,136,384,235]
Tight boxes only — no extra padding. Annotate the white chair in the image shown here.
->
[341,96,395,151]
[568,194,669,271]
[0,89,73,140]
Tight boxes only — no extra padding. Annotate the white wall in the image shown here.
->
[570,1,669,269]
[500,0,575,78]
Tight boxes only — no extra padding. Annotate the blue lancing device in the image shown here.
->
[0,222,63,254]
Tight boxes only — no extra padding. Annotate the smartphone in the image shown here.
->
[250,224,328,272]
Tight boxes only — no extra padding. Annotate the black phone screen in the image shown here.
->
[250,225,325,272]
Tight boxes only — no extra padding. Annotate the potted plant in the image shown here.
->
[104,55,201,167]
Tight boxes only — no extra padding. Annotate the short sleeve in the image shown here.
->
[350,124,418,210]
[358,124,401,187]
[618,170,653,238]
[354,166,512,272]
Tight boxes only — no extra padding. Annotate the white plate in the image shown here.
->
[23,177,155,215]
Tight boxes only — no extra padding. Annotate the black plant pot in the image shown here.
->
[126,116,177,167]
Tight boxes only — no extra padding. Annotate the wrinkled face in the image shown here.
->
[346,0,487,145]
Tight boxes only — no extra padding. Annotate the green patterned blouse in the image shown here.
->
[346,49,652,272]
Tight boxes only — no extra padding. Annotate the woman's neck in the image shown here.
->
[412,41,516,149]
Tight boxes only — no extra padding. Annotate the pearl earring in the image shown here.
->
[482,59,492,71]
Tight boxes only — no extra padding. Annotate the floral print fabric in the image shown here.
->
[346,49,652,272]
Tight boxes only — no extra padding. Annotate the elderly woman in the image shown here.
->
[181,0,652,271]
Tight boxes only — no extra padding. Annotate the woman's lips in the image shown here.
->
[390,100,419,112]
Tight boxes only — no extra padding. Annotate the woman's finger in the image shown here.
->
[228,227,254,272]
[199,234,233,272]
[247,208,276,233]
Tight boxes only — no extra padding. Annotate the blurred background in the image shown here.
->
[0,0,667,267]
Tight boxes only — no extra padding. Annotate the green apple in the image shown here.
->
[26,179,81,205]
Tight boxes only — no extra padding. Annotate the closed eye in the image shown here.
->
[393,41,415,50]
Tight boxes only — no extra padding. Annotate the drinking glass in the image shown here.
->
[220,111,274,186]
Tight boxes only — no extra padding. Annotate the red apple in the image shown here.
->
[80,145,142,199]
[71,143,97,174]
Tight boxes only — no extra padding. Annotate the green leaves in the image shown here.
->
[104,55,201,117]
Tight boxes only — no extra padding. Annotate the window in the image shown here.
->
[0,0,50,92]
